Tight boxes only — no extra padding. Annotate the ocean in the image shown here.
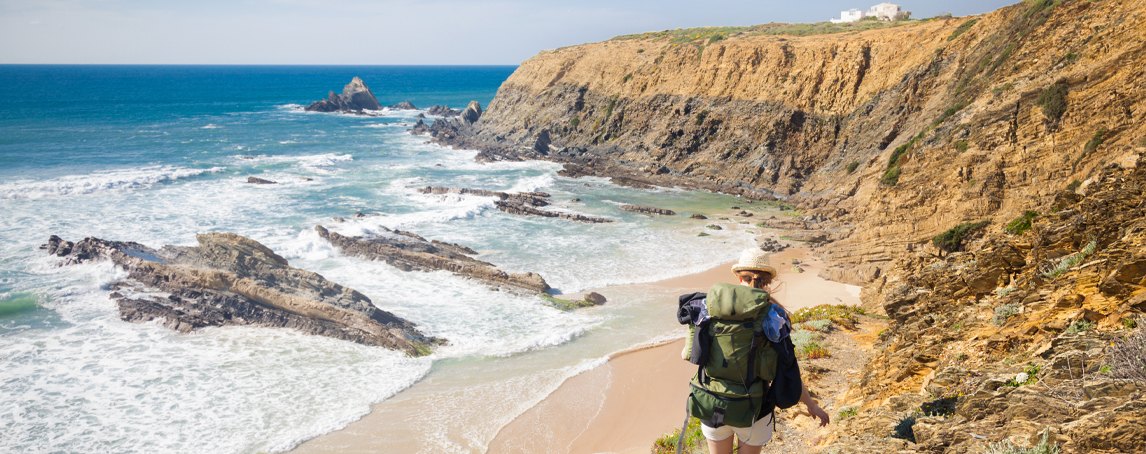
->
[0,65,757,453]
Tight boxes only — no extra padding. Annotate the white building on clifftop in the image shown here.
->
[830,3,911,23]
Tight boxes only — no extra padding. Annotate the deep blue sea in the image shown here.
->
[0,65,758,453]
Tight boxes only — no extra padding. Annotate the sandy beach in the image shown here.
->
[486,247,861,454]
[291,246,861,454]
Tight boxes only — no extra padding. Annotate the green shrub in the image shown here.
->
[1081,128,1106,158]
[949,18,979,41]
[695,110,709,126]
[954,141,970,153]
[709,33,724,43]
[837,406,858,420]
[622,73,632,83]
[1066,180,1082,192]
[933,220,989,253]
[652,417,705,454]
[1041,239,1097,279]
[1124,318,1139,329]
[637,48,645,53]
[791,304,864,324]
[880,166,902,185]
[984,428,1059,454]
[801,342,831,359]
[797,319,834,332]
[791,328,821,354]
[570,116,580,127]
[992,303,1021,326]
[604,96,617,120]
[891,415,916,442]
[1036,83,1069,123]
[1065,319,1095,333]
[1005,210,1039,235]
[1106,316,1146,384]
[846,161,859,173]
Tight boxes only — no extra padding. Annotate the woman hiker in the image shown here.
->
[679,248,830,454]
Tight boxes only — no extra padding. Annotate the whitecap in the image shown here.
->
[0,166,226,200]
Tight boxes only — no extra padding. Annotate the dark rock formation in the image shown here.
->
[425,105,461,117]
[247,176,277,185]
[304,77,382,113]
[43,233,440,355]
[757,237,787,252]
[690,214,708,219]
[584,292,607,304]
[416,101,483,140]
[387,100,417,110]
[620,205,676,215]
[409,119,431,135]
[417,186,612,223]
[460,101,483,125]
[315,225,549,293]
[414,113,425,118]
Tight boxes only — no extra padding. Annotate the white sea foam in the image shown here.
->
[0,166,225,200]
[201,124,222,129]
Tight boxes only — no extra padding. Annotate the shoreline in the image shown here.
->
[289,245,861,454]
[487,247,861,453]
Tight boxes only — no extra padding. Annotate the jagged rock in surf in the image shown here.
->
[42,233,440,355]
[620,205,676,216]
[409,119,431,135]
[314,225,549,293]
[425,105,461,117]
[304,77,382,113]
[460,101,483,125]
[387,100,417,110]
[247,176,277,184]
[690,214,708,219]
[416,186,611,224]
[414,113,425,118]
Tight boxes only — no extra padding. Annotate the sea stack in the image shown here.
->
[305,77,383,113]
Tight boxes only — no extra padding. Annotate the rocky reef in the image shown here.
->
[305,77,382,113]
[417,186,612,223]
[43,232,440,356]
[314,225,550,293]
[619,205,675,216]
[425,105,462,117]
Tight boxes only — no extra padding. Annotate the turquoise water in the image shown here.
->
[0,65,757,453]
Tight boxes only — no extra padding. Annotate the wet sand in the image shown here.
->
[487,247,861,454]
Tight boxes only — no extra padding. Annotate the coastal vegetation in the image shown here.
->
[932,220,990,254]
[610,17,923,44]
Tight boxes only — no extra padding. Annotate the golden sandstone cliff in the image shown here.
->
[425,0,1146,451]
[430,0,1145,283]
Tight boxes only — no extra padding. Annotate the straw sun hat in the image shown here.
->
[731,248,778,277]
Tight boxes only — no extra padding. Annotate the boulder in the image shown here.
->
[425,105,461,117]
[461,101,483,124]
[387,100,417,110]
[818,263,883,286]
[304,77,383,113]
[584,292,607,305]
[620,205,676,215]
[247,176,277,185]
[45,233,440,355]
[690,214,708,220]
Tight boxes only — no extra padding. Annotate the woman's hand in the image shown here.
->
[798,383,830,426]
[806,402,830,427]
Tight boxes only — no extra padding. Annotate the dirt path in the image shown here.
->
[766,314,888,453]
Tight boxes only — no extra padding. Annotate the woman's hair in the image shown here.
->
[735,270,788,313]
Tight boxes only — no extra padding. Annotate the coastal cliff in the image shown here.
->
[430,0,1146,283]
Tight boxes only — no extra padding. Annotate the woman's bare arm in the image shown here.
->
[800,383,830,426]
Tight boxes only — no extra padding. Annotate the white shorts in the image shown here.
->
[700,413,774,446]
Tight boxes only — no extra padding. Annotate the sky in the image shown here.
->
[0,0,1020,65]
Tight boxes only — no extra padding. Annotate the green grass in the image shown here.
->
[845,161,859,174]
[610,19,921,44]
[954,140,970,153]
[1005,210,1039,235]
[932,220,990,253]
[1076,128,1107,167]
[1066,179,1082,192]
[622,73,632,83]
[1036,83,1069,123]
[652,417,705,454]
[837,406,858,420]
[949,18,979,41]
[1041,239,1097,279]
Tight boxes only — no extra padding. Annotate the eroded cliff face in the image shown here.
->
[433,0,1146,278]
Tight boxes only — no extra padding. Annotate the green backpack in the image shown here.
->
[682,283,779,428]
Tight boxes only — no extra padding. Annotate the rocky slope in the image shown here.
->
[428,0,1146,284]
[43,232,440,356]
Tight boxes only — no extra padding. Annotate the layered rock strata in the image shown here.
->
[417,186,612,223]
[305,77,382,113]
[424,0,1146,281]
[821,158,1146,453]
[43,233,439,355]
[315,225,549,293]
